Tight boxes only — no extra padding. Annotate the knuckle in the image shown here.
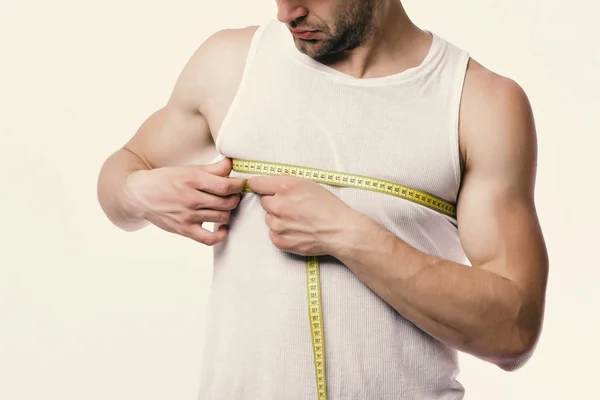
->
[270,201,284,216]
[269,231,286,249]
[178,213,189,224]
[272,223,283,234]
[181,211,197,224]
[264,212,273,227]
[202,236,215,246]
[181,194,198,209]
[279,182,291,193]
[179,170,197,186]
[269,231,281,247]
[226,195,240,209]
[218,211,231,223]
[266,215,282,233]
[279,181,296,193]
[213,181,231,196]
[187,227,210,245]
[177,224,192,237]
[203,233,222,246]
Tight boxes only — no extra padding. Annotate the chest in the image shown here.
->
[228,88,461,197]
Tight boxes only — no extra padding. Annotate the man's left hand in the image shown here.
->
[247,175,360,257]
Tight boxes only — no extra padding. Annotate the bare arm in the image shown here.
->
[331,61,549,371]
[97,28,254,233]
[96,108,214,231]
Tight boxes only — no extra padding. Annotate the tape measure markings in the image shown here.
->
[231,158,456,400]
[307,256,327,400]
[233,159,456,218]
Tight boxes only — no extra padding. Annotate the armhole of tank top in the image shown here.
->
[449,50,470,192]
[213,21,271,158]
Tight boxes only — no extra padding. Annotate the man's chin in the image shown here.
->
[295,40,326,58]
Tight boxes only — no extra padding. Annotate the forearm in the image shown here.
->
[331,216,539,369]
[97,148,150,231]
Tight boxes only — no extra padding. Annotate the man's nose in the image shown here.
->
[276,0,308,24]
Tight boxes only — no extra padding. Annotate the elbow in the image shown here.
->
[493,286,545,372]
[97,157,149,232]
[492,326,541,372]
[494,350,532,372]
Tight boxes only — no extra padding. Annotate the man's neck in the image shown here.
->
[317,2,431,79]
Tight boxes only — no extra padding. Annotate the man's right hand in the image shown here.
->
[124,157,246,245]
[97,28,257,236]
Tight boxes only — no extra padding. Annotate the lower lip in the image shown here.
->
[292,30,318,39]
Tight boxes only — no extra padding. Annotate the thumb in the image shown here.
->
[201,156,232,177]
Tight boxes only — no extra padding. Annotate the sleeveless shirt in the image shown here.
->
[198,18,471,400]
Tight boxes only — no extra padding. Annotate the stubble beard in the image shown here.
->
[293,0,378,59]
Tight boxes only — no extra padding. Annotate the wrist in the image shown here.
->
[328,212,380,260]
[121,169,150,223]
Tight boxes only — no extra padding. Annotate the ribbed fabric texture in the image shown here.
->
[198,18,471,400]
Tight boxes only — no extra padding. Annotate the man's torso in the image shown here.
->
[190,19,489,399]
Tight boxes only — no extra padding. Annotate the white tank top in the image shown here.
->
[199,18,471,400]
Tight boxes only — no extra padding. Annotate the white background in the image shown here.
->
[1,0,598,399]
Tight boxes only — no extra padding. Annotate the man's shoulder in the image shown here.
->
[203,25,261,56]
[463,59,527,105]
[194,25,261,78]
[432,35,532,156]
[459,58,534,167]
[185,25,260,113]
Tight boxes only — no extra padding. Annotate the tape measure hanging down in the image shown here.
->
[232,158,456,400]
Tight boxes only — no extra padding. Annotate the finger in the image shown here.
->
[192,192,241,211]
[259,194,280,216]
[182,223,228,246]
[247,176,282,195]
[200,157,233,177]
[184,209,231,224]
[191,173,247,196]
[147,214,229,245]
[264,212,283,233]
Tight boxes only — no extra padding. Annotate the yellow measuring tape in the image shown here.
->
[232,158,456,400]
